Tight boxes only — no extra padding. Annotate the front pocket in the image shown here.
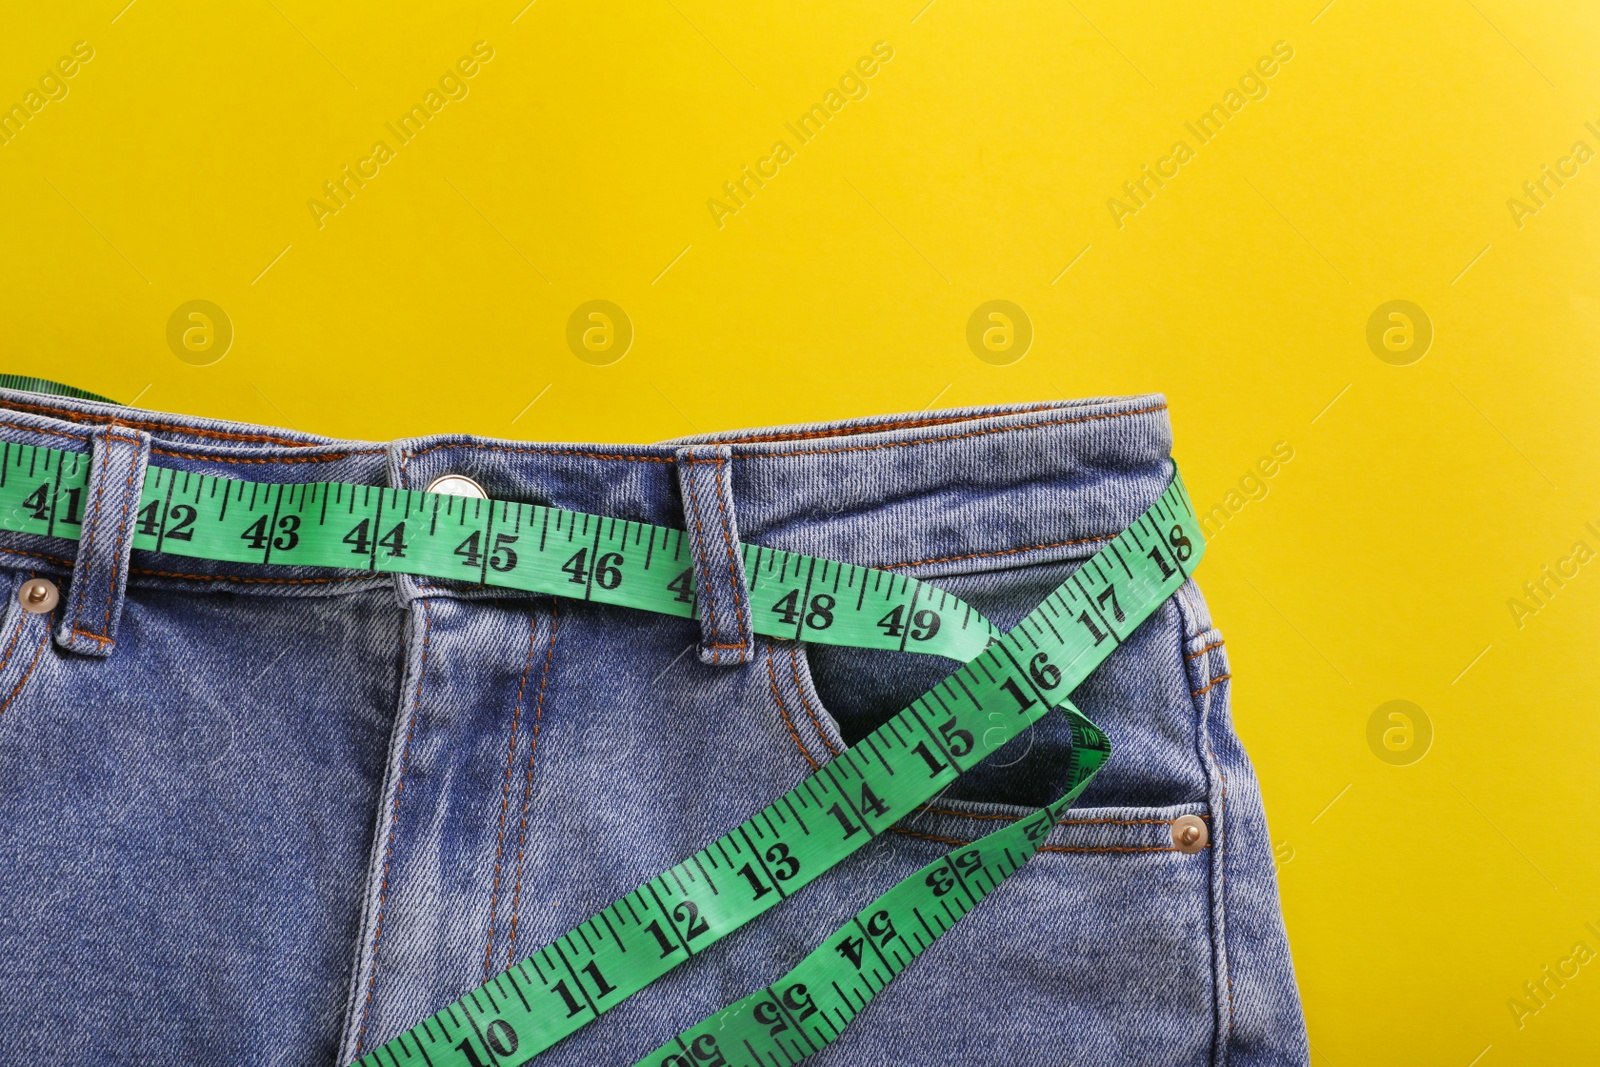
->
[767,623,1222,1065]
[774,616,1216,874]
[816,803,1219,1067]
[784,560,1214,811]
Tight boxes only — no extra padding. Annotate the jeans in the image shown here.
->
[0,387,1308,1065]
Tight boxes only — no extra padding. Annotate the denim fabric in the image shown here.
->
[53,424,149,657]
[674,443,754,666]
[0,389,1307,1066]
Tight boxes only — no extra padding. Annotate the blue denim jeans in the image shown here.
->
[0,388,1307,1065]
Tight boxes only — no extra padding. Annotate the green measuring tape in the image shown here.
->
[0,443,996,663]
[0,374,119,405]
[0,438,1203,1066]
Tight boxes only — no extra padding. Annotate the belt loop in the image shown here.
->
[56,425,151,657]
[674,444,753,666]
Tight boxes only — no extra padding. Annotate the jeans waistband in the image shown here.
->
[0,389,1174,592]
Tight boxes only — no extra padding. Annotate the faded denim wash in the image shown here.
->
[0,387,1308,1065]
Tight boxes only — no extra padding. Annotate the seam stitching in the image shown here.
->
[0,399,1159,467]
[0,397,323,445]
[889,827,1209,853]
[913,805,1211,826]
[1209,728,1234,1057]
[132,567,371,585]
[506,603,559,966]
[149,447,382,464]
[70,439,114,641]
[788,647,840,757]
[93,441,142,641]
[879,533,1116,571]
[0,602,31,678]
[483,611,540,979]
[713,405,1061,444]
[0,630,50,723]
[409,441,674,465]
[354,600,432,1056]
[0,547,72,567]
[1182,624,1233,1066]
[684,456,723,664]
[0,588,38,720]
[710,455,749,655]
[0,420,88,442]
[0,546,383,586]
[738,403,1168,459]
[390,402,1166,467]
[765,645,820,771]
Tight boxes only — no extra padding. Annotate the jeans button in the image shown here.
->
[1171,814,1209,853]
[18,578,59,614]
[424,474,487,499]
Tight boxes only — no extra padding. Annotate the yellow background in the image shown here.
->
[4,2,1598,1063]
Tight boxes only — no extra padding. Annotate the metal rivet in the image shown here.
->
[1171,814,1209,854]
[424,474,487,500]
[18,578,59,614]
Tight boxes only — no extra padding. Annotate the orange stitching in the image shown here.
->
[716,405,1060,444]
[0,418,89,442]
[0,587,36,694]
[0,418,366,465]
[0,603,30,676]
[1042,843,1204,854]
[0,396,320,446]
[1061,814,1207,825]
[412,580,490,593]
[506,603,558,966]
[765,648,820,771]
[1188,622,1235,1059]
[391,401,1164,467]
[68,628,114,644]
[684,459,723,664]
[705,642,747,649]
[5,400,1162,509]
[484,612,540,979]
[0,544,387,586]
[0,629,50,722]
[738,403,1169,460]
[407,441,673,465]
[787,647,840,757]
[1191,673,1230,697]
[913,805,1210,826]
[149,447,381,464]
[1211,735,1233,1053]
[880,534,1115,571]
[70,436,115,640]
[1186,639,1226,660]
[130,568,374,585]
[355,600,432,1056]
[0,547,72,568]
[710,455,749,656]
[888,827,1206,853]
[95,440,143,640]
